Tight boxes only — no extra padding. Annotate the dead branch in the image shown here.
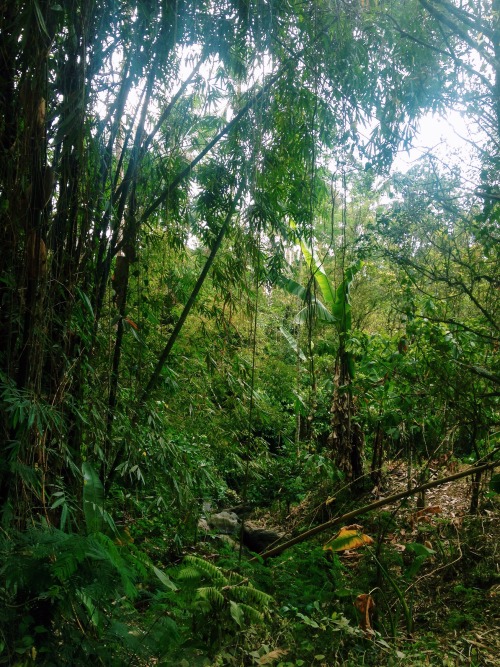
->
[253,460,499,560]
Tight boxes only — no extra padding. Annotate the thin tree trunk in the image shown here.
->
[105,182,245,487]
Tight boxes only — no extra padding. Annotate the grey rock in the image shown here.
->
[242,521,283,553]
[202,501,215,514]
[208,511,240,535]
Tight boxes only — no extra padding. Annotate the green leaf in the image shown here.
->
[406,542,436,557]
[279,326,307,361]
[60,503,68,531]
[76,287,95,320]
[346,353,356,380]
[294,301,337,324]
[230,600,244,627]
[33,0,51,39]
[405,554,429,581]
[153,565,178,591]
[277,274,337,324]
[124,319,147,347]
[296,612,319,628]
[78,590,101,628]
[276,276,308,300]
[82,462,104,534]
[295,234,336,311]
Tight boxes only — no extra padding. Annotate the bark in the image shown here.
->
[327,354,364,481]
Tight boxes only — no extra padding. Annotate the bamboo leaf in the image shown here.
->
[76,287,94,320]
[33,0,51,40]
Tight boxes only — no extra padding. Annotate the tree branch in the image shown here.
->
[418,0,496,67]
[138,66,285,225]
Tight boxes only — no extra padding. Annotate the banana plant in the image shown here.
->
[277,231,364,479]
[277,231,362,380]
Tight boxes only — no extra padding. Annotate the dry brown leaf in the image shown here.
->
[259,649,288,665]
[410,505,442,528]
[415,505,442,518]
[354,594,376,637]
[342,524,364,531]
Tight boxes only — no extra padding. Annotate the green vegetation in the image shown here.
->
[0,0,498,664]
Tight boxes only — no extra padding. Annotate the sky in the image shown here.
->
[392,110,482,188]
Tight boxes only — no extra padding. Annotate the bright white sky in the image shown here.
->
[393,109,481,175]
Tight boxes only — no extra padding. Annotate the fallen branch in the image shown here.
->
[253,460,499,560]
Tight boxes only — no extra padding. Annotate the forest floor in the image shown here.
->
[243,463,500,667]
[376,464,500,666]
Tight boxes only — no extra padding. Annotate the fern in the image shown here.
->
[181,555,229,586]
[238,601,266,625]
[177,564,205,582]
[176,554,276,655]
[0,524,182,664]
[197,586,226,609]
[229,584,273,608]
[51,536,87,582]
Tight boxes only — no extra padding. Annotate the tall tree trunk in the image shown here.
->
[327,349,364,481]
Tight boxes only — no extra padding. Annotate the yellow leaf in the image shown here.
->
[323,527,374,552]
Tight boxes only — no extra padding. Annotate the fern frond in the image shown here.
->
[52,544,86,582]
[181,555,229,586]
[196,586,225,609]
[177,565,204,582]
[238,602,266,625]
[230,585,273,609]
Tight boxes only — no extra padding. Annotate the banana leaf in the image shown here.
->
[279,326,307,361]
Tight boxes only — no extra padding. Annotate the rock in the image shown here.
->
[242,521,283,553]
[197,518,211,534]
[208,511,240,535]
[225,503,255,517]
[202,500,215,514]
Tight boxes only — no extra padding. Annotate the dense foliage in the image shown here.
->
[0,0,498,664]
